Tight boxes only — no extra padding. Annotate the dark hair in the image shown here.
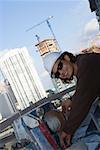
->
[59,51,76,63]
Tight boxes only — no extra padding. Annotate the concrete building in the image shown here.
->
[0,47,47,110]
[0,80,17,120]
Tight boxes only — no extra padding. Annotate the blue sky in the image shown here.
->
[0,0,99,90]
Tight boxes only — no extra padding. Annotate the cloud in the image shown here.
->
[83,18,99,40]
[77,18,100,49]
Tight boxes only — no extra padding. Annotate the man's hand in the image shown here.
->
[59,131,72,149]
[61,99,72,114]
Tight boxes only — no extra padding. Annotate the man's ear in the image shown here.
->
[63,54,70,61]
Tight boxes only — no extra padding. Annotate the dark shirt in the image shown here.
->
[63,53,100,135]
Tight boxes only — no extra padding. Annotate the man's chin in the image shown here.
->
[60,74,74,83]
[66,75,73,81]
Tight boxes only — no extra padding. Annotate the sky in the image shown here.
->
[0,0,99,90]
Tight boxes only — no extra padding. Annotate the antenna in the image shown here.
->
[35,34,40,43]
[26,16,61,50]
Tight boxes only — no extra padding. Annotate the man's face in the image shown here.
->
[52,55,74,80]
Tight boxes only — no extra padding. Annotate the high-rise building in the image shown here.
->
[0,80,17,119]
[88,0,100,29]
[0,47,47,110]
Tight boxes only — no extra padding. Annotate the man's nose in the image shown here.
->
[59,70,64,77]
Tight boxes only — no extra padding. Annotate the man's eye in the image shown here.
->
[58,62,63,70]
[55,72,60,78]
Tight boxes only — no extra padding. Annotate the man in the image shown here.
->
[43,50,100,148]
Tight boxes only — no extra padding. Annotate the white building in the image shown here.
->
[0,80,17,120]
[0,47,47,110]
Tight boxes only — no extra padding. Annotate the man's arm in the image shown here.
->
[63,64,98,135]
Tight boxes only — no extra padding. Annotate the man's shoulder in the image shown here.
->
[76,53,100,76]
[77,53,100,65]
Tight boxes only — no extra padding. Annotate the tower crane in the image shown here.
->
[26,16,61,50]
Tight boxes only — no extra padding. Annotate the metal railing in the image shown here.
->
[0,86,75,133]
